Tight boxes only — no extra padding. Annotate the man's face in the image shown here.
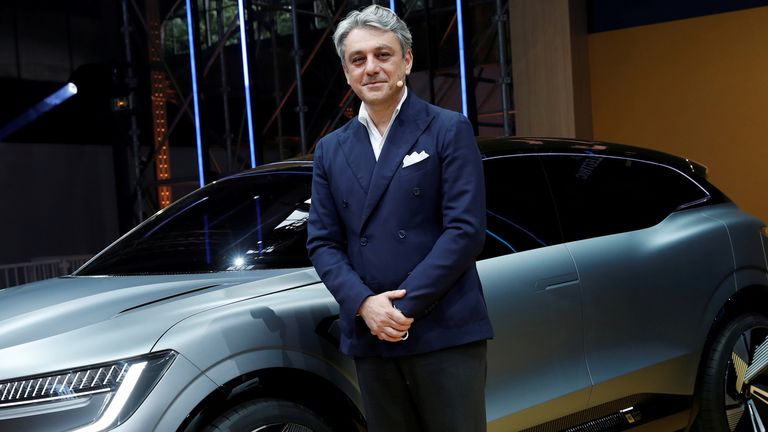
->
[342,27,413,109]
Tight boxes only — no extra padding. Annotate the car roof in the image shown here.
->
[477,137,706,177]
[225,137,707,180]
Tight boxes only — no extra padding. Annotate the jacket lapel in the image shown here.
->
[338,121,376,194]
[360,94,433,229]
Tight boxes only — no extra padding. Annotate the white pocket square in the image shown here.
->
[402,150,430,168]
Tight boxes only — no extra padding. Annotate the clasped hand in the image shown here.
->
[358,289,414,342]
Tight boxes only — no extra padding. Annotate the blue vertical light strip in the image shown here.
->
[455,0,469,117]
[185,0,206,187]
[237,0,258,168]
[389,0,396,13]
[255,196,263,256]
[204,214,211,264]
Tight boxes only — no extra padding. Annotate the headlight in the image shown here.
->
[0,350,175,432]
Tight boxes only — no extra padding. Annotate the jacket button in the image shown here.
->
[342,200,348,208]
[412,187,421,196]
[360,237,368,246]
[398,230,406,239]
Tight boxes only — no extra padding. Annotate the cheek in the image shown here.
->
[345,69,363,84]
[343,66,357,81]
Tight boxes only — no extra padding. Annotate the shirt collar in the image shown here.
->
[357,86,408,130]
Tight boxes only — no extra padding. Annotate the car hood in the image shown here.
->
[0,269,321,380]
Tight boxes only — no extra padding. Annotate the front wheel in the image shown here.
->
[202,399,334,432]
[695,313,768,431]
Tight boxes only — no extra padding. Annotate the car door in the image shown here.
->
[540,153,728,408]
[479,155,591,431]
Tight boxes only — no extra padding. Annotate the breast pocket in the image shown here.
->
[398,157,435,180]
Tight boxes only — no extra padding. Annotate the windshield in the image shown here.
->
[77,171,312,275]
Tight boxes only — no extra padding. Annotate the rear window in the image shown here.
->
[541,155,710,241]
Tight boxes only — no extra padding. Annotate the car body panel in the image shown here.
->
[700,204,768,286]
[573,207,735,405]
[0,269,313,381]
[110,353,219,432]
[481,245,589,428]
[1,137,767,432]
[152,281,360,408]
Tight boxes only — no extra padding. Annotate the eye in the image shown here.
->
[378,52,392,60]
[350,56,364,65]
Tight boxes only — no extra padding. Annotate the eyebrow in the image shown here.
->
[346,44,396,57]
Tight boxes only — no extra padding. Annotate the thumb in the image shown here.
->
[385,289,407,300]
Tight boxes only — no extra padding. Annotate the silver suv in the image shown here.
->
[1,137,767,432]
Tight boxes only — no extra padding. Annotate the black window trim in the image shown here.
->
[484,152,712,211]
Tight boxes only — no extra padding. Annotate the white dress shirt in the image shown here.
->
[357,87,408,161]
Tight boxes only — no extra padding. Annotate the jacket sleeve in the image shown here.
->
[395,114,486,317]
[306,139,374,320]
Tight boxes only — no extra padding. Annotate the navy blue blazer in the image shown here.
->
[307,93,494,357]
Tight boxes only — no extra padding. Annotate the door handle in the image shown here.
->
[535,273,579,291]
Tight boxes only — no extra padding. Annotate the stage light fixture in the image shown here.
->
[0,83,79,141]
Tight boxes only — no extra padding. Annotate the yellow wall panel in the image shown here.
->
[589,7,768,221]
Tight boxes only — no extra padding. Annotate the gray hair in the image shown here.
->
[332,5,413,64]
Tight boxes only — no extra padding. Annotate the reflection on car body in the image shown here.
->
[0,137,766,432]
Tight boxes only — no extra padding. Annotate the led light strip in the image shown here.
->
[0,388,111,409]
[185,0,207,187]
[238,0,258,168]
[455,0,469,117]
[72,362,147,432]
[0,364,127,408]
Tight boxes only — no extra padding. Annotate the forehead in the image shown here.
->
[344,27,401,56]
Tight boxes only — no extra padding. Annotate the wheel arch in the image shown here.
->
[709,283,768,342]
[178,365,364,432]
[695,282,768,383]
[687,283,768,426]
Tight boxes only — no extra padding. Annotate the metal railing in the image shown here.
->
[0,255,92,289]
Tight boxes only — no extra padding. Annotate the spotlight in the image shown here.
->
[0,83,80,141]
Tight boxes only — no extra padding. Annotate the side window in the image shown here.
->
[479,156,563,260]
[541,155,710,242]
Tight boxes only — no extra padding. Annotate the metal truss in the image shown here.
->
[117,0,513,220]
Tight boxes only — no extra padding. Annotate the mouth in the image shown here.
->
[362,80,387,87]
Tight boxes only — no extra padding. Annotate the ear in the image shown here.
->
[404,49,413,75]
[342,64,352,86]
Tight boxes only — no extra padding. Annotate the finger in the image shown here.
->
[384,289,407,300]
[380,326,408,339]
[379,333,403,342]
[383,319,411,332]
[386,310,414,326]
[375,330,398,342]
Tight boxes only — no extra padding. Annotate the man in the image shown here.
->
[306,5,493,431]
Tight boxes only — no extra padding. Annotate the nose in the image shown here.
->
[364,55,380,75]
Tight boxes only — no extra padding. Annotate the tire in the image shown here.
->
[202,399,334,432]
[695,313,768,432]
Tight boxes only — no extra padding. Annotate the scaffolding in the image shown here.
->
[118,0,514,217]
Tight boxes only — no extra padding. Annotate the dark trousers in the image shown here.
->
[354,340,488,432]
